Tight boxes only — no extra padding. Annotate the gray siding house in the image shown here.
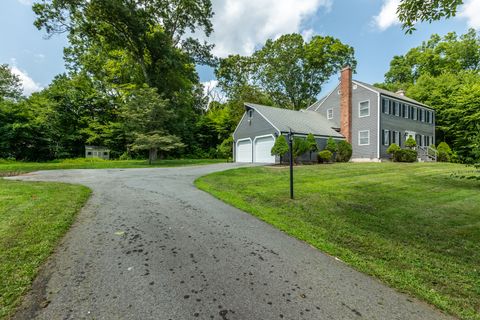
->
[233,66,435,163]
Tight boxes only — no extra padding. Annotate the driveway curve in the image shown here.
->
[11,163,452,320]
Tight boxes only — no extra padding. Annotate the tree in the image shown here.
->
[292,137,309,164]
[216,33,356,110]
[383,30,480,87]
[305,133,318,162]
[271,135,289,163]
[130,132,185,164]
[437,141,452,162]
[0,64,22,101]
[397,0,464,33]
[325,137,337,153]
[405,136,417,149]
[387,143,401,160]
[336,140,352,162]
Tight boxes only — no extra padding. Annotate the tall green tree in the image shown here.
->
[216,33,356,110]
[0,64,22,101]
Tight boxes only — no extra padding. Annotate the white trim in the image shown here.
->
[235,138,253,163]
[327,108,333,119]
[232,112,247,139]
[358,100,370,118]
[253,134,276,163]
[377,92,380,158]
[245,104,281,135]
[352,80,379,94]
[358,130,370,146]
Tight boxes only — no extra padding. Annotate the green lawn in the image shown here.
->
[0,158,226,177]
[195,163,480,320]
[0,179,91,319]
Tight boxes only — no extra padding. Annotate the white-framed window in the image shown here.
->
[358,130,370,146]
[359,100,370,118]
[327,108,333,119]
[248,109,253,118]
[383,129,390,146]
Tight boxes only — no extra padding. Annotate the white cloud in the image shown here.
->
[17,0,33,5]
[10,66,43,96]
[203,0,331,57]
[373,0,401,31]
[459,0,480,29]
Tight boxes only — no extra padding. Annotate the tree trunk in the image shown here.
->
[149,148,158,165]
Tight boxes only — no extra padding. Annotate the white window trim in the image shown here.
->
[358,130,370,146]
[358,100,370,118]
[327,108,333,120]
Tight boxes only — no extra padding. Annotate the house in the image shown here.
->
[85,146,110,160]
[233,66,435,163]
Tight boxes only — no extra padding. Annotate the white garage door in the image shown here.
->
[254,135,275,163]
[236,139,252,162]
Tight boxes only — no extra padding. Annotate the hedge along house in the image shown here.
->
[308,66,436,161]
[233,103,344,163]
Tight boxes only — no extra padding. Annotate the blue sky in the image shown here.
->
[1,0,479,96]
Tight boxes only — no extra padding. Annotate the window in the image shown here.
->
[412,107,417,120]
[382,98,389,114]
[382,129,390,146]
[392,130,397,144]
[248,109,253,118]
[104,152,108,156]
[424,135,428,146]
[420,109,424,122]
[327,108,333,119]
[87,151,92,155]
[359,130,370,146]
[359,101,370,117]
[398,132,402,147]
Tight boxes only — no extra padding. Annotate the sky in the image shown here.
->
[1,0,479,97]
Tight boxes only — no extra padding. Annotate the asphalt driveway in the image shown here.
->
[10,163,452,320]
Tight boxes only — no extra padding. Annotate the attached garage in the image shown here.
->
[235,139,252,163]
[254,135,275,163]
[233,103,345,164]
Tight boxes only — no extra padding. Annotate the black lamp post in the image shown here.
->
[287,129,294,199]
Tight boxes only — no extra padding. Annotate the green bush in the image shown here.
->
[437,142,452,162]
[293,137,309,163]
[336,140,352,162]
[318,150,333,163]
[405,136,417,149]
[386,143,401,160]
[394,149,417,162]
[325,137,337,153]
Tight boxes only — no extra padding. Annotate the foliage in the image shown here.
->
[325,137,337,153]
[405,135,417,149]
[397,0,464,33]
[0,179,90,319]
[386,143,401,158]
[271,135,289,159]
[216,136,233,160]
[216,33,356,110]
[317,150,333,163]
[437,141,452,162]
[130,132,185,164]
[394,149,418,162]
[196,163,480,320]
[292,137,309,163]
[335,140,352,162]
[0,64,22,101]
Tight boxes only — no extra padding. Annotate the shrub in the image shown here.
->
[336,140,352,162]
[437,142,452,162]
[405,136,417,149]
[318,150,333,163]
[386,143,401,160]
[293,137,309,163]
[325,137,337,153]
[305,133,318,162]
[394,149,417,162]
[271,135,290,163]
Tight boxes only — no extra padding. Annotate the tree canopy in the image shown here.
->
[216,34,356,110]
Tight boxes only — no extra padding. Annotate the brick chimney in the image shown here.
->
[340,65,352,143]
